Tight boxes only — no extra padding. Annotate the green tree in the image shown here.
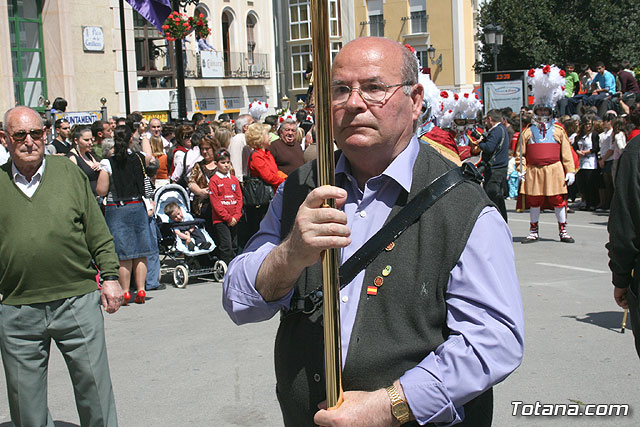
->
[477,0,640,72]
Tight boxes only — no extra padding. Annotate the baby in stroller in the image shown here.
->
[164,202,212,252]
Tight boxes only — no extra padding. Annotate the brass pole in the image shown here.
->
[621,308,629,334]
[310,0,343,410]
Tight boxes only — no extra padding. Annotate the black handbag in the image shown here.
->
[242,151,274,208]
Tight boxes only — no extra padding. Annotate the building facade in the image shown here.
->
[0,0,277,121]
[273,0,356,106]
[354,0,479,91]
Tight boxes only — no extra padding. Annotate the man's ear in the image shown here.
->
[411,84,425,122]
[0,130,9,148]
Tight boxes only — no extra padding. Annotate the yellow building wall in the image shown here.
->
[352,0,477,89]
[425,1,453,86]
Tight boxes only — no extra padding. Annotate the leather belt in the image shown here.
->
[106,199,142,207]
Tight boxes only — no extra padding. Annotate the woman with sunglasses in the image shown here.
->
[67,126,101,197]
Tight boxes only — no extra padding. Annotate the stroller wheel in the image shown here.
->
[213,260,227,282]
[173,264,189,288]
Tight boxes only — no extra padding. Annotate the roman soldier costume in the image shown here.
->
[519,65,576,243]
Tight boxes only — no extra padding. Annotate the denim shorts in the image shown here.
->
[105,202,155,260]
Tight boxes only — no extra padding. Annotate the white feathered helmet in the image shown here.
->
[528,65,565,115]
[248,100,269,121]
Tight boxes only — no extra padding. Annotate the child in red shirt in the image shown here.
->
[209,149,243,265]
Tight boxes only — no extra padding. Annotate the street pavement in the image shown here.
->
[1,200,639,426]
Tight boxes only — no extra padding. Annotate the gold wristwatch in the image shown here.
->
[385,385,410,425]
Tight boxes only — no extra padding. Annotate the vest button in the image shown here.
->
[313,373,321,382]
[359,210,367,218]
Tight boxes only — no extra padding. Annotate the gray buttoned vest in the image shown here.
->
[275,143,493,426]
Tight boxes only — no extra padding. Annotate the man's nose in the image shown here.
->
[344,88,367,110]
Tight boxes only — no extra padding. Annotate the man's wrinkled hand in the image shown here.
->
[314,390,398,427]
[100,280,124,314]
[283,185,351,271]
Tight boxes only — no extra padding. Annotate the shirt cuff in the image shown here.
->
[400,353,462,426]
[222,242,294,324]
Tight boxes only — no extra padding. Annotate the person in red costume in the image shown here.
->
[518,65,576,243]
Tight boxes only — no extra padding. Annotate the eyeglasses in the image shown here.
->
[183,133,193,139]
[331,81,411,105]
[10,128,45,142]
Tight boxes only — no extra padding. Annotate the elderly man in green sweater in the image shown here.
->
[0,106,123,426]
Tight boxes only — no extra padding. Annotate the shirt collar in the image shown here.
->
[215,170,230,179]
[335,135,419,194]
[12,157,46,183]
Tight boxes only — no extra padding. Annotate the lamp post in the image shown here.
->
[281,95,290,112]
[484,23,503,71]
[426,44,442,69]
[173,0,200,121]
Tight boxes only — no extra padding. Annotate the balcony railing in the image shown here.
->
[185,51,271,79]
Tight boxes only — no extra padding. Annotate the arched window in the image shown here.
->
[246,13,257,64]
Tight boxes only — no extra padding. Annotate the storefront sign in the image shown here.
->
[142,111,170,123]
[54,111,103,125]
[194,98,219,111]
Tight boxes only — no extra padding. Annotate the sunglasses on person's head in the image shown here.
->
[10,128,45,142]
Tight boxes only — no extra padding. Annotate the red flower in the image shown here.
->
[265,103,268,108]
[464,93,469,98]
[561,86,565,91]
[448,109,453,114]
[440,91,448,98]
[560,69,566,77]
[528,69,536,77]
[454,93,459,101]
[279,117,284,123]
[249,103,253,108]
[440,103,444,111]
[162,25,169,30]
[197,21,203,26]
[199,13,204,18]
[475,94,479,99]
[542,65,551,74]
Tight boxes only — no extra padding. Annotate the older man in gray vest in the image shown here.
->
[223,37,524,426]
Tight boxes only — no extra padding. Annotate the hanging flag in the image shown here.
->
[126,0,172,33]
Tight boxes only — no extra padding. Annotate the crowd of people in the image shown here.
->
[0,107,319,300]
[2,35,639,426]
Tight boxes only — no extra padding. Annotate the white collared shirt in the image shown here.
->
[215,170,230,179]
[12,158,46,197]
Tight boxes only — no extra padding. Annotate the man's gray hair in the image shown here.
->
[278,118,297,133]
[4,106,43,131]
[401,46,419,96]
[235,114,252,133]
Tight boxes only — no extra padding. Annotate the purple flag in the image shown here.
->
[126,0,173,33]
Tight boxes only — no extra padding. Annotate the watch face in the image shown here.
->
[392,402,409,418]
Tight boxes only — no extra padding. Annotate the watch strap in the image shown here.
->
[385,385,410,424]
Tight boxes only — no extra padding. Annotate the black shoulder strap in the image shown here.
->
[287,162,483,315]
